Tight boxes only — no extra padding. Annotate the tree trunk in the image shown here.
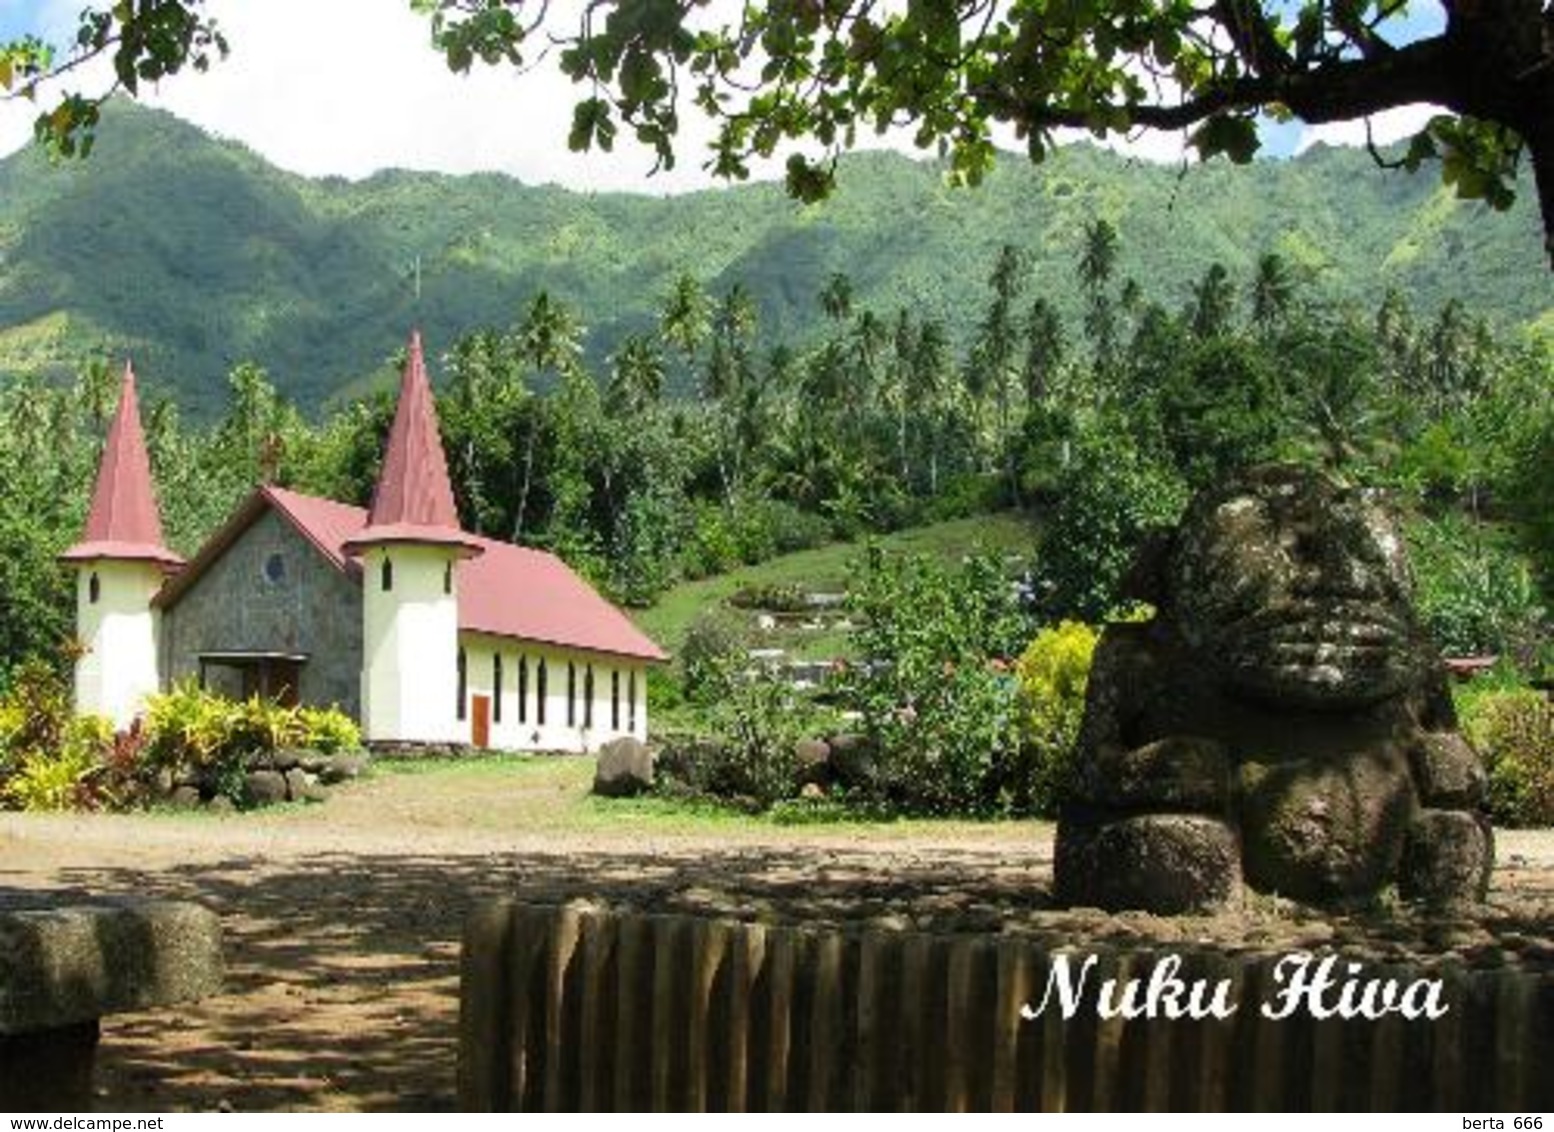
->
[1526,112,1554,269]
[512,422,537,543]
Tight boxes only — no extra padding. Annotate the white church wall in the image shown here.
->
[458,632,649,753]
[361,544,463,745]
[73,560,165,729]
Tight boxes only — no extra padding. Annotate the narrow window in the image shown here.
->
[444,561,453,595]
[88,572,100,605]
[518,656,529,724]
[629,670,638,732]
[584,665,595,729]
[611,670,620,731]
[493,654,504,723]
[567,662,576,727]
[456,648,467,721]
[381,557,393,592]
[536,659,548,726]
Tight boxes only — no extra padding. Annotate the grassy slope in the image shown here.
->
[369,752,1049,836]
[631,512,1036,659]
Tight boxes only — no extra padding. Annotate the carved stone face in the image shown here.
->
[1166,466,1421,709]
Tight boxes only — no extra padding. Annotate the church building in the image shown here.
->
[61,332,666,752]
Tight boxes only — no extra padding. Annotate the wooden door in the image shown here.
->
[471,694,492,749]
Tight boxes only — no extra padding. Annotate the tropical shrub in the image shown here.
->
[1013,620,1099,815]
[700,672,813,808]
[845,548,1031,815]
[1406,516,1548,661]
[142,683,365,789]
[1032,426,1188,622]
[678,609,751,704]
[3,714,113,812]
[1461,688,1554,827]
[298,706,362,753]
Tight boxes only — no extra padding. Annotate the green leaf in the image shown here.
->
[1190,114,1259,164]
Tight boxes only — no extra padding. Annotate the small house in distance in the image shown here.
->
[62,332,667,752]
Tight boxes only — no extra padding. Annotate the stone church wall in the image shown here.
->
[160,508,363,717]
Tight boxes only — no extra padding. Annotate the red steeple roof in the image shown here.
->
[62,362,183,569]
[343,331,481,556]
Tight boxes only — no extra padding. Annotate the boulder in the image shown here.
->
[319,753,368,785]
[594,737,653,797]
[827,733,877,789]
[1055,813,1241,913]
[207,795,236,815]
[168,785,203,811]
[795,738,832,785]
[244,770,289,808]
[271,747,307,772]
[1239,748,1416,903]
[284,768,327,803]
[1400,808,1493,906]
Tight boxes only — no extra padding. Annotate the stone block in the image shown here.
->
[1055,812,1241,913]
[0,902,223,1035]
[1400,808,1494,906]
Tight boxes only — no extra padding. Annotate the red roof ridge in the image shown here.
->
[62,360,183,569]
[342,330,481,556]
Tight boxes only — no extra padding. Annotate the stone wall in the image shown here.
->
[459,901,1554,1112]
[160,507,362,717]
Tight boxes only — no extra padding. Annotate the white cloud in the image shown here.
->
[1295,103,1444,154]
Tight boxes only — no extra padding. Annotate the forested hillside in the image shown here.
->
[0,101,1545,416]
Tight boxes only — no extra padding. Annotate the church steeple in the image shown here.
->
[349,330,478,747]
[63,361,179,728]
[343,331,480,557]
[62,361,182,569]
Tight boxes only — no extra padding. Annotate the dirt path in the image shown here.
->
[2,764,1551,1112]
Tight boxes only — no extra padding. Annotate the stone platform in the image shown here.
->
[0,901,223,1111]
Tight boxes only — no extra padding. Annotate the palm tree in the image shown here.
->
[658,273,710,396]
[1079,219,1120,385]
[1189,262,1236,340]
[1023,297,1066,408]
[1250,252,1296,330]
[607,333,666,417]
[514,291,586,379]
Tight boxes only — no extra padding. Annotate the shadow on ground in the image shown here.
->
[25,845,1054,1112]
[6,840,1551,1112]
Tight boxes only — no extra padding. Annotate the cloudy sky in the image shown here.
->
[0,0,1444,193]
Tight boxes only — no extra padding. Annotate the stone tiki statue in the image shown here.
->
[1055,465,1493,912]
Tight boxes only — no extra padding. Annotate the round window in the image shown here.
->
[263,552,286,584]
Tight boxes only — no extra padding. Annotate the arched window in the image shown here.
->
[381,557,394,592]
[629,670,638,732]
[493,654,504,723]
[566,662,577,727]
[518,656,529,724]
[444,561,453,595]
[611,670,620,731]
[88,572,100,605]
[536,659,548,726]
[584,665,595,729]
[456,648,467,721]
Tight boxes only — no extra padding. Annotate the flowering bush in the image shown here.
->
[1013,620,1099,815]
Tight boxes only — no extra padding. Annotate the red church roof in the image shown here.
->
[156,485,668,663]
[61,362,183,569]
[341,331,480,557]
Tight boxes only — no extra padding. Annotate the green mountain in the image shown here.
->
[0,101,1546,417]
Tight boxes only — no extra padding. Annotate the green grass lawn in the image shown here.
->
[631,511,1036,659]
[367,753,1050,838]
